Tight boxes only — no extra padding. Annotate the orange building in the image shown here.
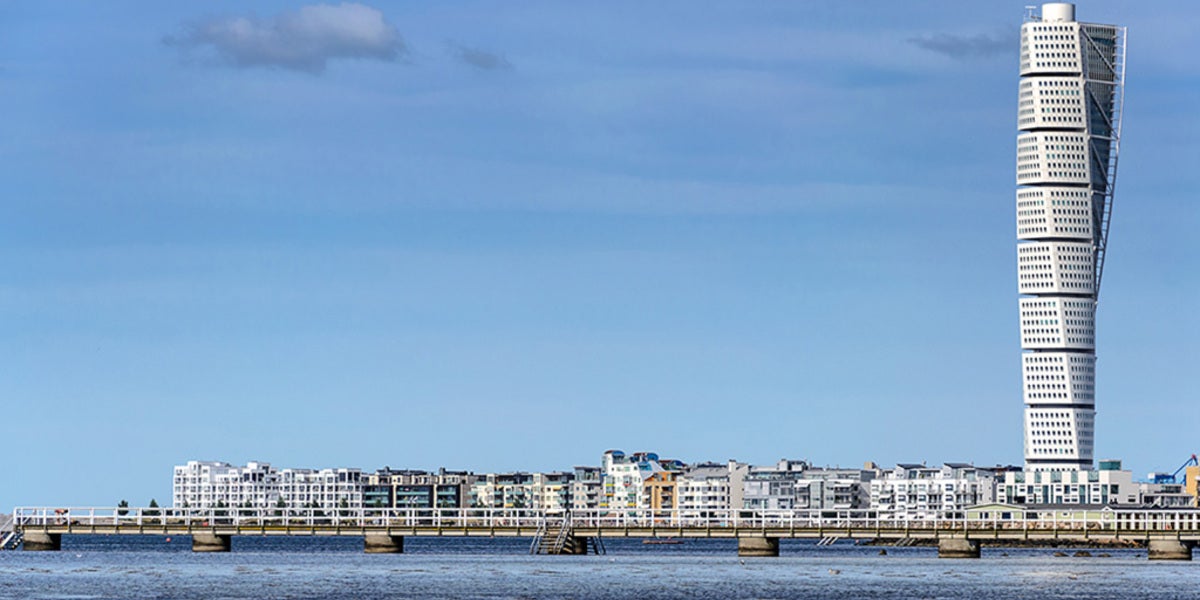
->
[643,472,678,514]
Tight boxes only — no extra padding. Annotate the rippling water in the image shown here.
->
[2,536,1195,599]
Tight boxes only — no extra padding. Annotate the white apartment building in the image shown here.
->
[743,460,878,511]
[997,463,1136,505]
[1015,2,1126,471]
[870,464,998,520]
[467,472,573,510]
[677,461,749,516]
[601,450,683,509]
[173,461,364,510]
[172,461,277,508]
[277,468,364,509]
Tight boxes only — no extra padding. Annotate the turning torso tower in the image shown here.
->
[1015,3,1125,471]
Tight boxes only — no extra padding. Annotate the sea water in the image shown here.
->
[2,536,1197,599]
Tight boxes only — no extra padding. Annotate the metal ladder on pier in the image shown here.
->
[0,514,21,551]
[530,514,573,555]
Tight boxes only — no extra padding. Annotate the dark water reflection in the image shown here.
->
[1,536,1193,599]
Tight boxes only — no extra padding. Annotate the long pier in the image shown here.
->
[11,506,1200,559]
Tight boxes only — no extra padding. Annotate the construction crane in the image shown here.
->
[1150,455,1198,484]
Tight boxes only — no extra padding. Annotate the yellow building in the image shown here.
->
[1186,466,1200,504]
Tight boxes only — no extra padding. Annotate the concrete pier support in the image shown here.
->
[192,533,232,552]
[1148,539,1194,561]
[738,537,780,557]
[937,538,981,559]
[557,536,590,555]
[22,531,61,551]
[364,534,405,554]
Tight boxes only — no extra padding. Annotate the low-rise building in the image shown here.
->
[277,467,363,510]
[600,450,682,509]
[677,461,748,516]
[1137,482,1194,508]
[172,461,277,508]
[997,461,1136,506]
[362,468,467,509]
[871,463,997,520]
[571,466,602,510]
[743,460,878,512]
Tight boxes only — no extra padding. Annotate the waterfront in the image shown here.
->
[4,537,1198,599]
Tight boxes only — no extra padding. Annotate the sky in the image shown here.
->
[2,1,1197,509]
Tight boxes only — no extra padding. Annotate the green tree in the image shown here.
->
[146,498,161,524]
[117,499,129,516]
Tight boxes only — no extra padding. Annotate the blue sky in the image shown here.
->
[2,1,1197,509]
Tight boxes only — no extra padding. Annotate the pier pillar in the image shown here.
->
[364,534,405,554]
[937,538,980,559]
[192,533,232,552]
[22,531,61,551]
[1148,539,1193,561]
[738,537,779,557]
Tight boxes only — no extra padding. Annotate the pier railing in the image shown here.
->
[13,506,1200,534]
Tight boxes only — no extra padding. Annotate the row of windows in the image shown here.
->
[1022,337,1094,346]
[1029,61,1080,70]
[1018,244,1092,254]
[1023,299,1093,309]
[1017,188,1090,201]
[1017,226,1091,237]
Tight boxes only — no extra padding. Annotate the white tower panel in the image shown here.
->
[1016,187,1094,241]
[1019,297,1095,350]
[1020,22,1082,76]
[1022,352,1095,405]
[1016,132,1091,186]
[1016,242,1095,295]
[1017,77,1087,131]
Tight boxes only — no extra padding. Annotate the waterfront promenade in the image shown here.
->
[12,506,1200,559]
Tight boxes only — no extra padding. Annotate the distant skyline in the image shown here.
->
[3,2,1197,509]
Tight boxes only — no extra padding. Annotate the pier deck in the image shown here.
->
[12,506,1200,558]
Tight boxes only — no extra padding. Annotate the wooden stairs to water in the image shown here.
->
[0,514,21,551]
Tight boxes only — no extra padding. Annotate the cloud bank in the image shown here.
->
[165,3,405,73]
[908,31,1015,60]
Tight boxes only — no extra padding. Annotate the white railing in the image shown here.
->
[12,506,546,529]
[12,506,1200,534]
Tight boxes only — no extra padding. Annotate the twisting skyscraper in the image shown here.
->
[1016,3,1126,471]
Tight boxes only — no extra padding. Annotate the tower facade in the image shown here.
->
[1016,3,1125,471]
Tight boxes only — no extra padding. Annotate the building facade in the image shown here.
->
[600,450,683,509]
[870,464,998,520]
[742,460,877,512]
[998,462,1136,505]
[172,461,277,508]
[1016,2,1125,471]
[676,461,748,516]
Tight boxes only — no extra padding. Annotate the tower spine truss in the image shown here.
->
[1015,3,1126,471]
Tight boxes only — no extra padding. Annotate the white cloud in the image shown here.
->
[166,3,405,73]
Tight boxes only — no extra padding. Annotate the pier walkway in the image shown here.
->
[13,506,1200,559]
